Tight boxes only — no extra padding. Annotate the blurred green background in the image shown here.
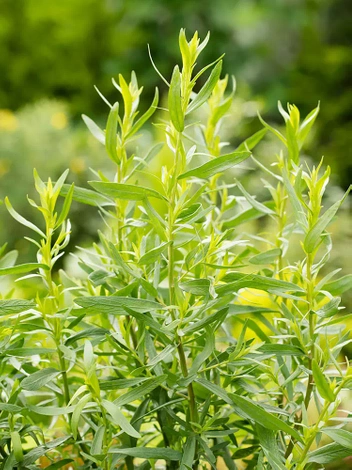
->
[0,0,351,263]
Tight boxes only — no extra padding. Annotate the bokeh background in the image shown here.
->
[0,0,351,293]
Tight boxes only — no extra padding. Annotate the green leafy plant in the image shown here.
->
[0,29,351,470]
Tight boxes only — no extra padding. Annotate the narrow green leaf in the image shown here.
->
[56,183,74,227]
[91,425,105,455]
[105,102,120,163]
[126,88,159,139]
[308,442,352,464]
[0,299,36,315]
[179,279,210,296]
[304,186,351,253]
[0,263,49,276]
[61,184,114,207]
[323,274,352,296]
[187,60,222,114]
[89,181,167,201]
[234,179,275,215]
[229,394,302,442]
[102,400,141,438]
[216,272,303,296]
[75,296,161,314]
[28,404,75,416]
[11,431,23,463]
[222,201,275,229]
[139,241,171,265]
[5,197,45,237]
[249,249,281,265]
[312,359,335,402]
[235,128,267,152]
[323,428,352,449]
[82,114,105,144]
[178,151,251,180]
[180,436,196,470]
[114,375,167,407]
[21,368,60,391]
[72,394,91,439]
[168,65,184,132]
[109,447,182,461]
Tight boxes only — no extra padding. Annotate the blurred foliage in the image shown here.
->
[0,0,351,190]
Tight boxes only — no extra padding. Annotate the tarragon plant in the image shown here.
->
[0,29,351,470]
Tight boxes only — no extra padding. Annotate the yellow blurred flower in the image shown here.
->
[50,111,68,129]
[70,157,86,174]
[0,109,18,131]
[0,159,11,176]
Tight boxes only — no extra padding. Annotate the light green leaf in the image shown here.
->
[91,425,105,455]
[180,436,196,470]
[222,201,275,229]
[82,114,105,144]
[323,428,352,449]
[179,279,210,296]
[11,431,23,463]
[323,274,352,296]
[139,242,171,265]
[105,102,120,163]
[72,394,91,439]
[187,60,222,114]
[28,404,75,416]
[114,375,167,407]
[308,443,352,464]
[126,88,159,139]
[109,447,182,461]
[168,65,184,132]
[5,197,45,237]
[235,128,267,152]
[56,183,74,227]
[249,249,281,265]
[0,299,36,315]
[75,296,161,314]
[61,184,114,207]
[0,263,49,276]
[89,181,167,201]
[102,400,141,438]
[234,179,275,215]
[216,272,303,296]
[312,359,335,402]
[304,186,351,253]
[229,394,302,442]
[178,151,251,180]
[21,368,60,391]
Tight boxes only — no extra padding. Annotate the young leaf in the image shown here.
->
[187,60,222,114]
[56,183,74,227]
[5,197,46,237]
[91,425,105,455]
[168,65,184,132]
[105,102,120,163]
[178,151,251,180]
[82,114,105,144]
[235,128,267,152]
[304,185,351,253]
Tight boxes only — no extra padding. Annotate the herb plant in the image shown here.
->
[0,29,351,470]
